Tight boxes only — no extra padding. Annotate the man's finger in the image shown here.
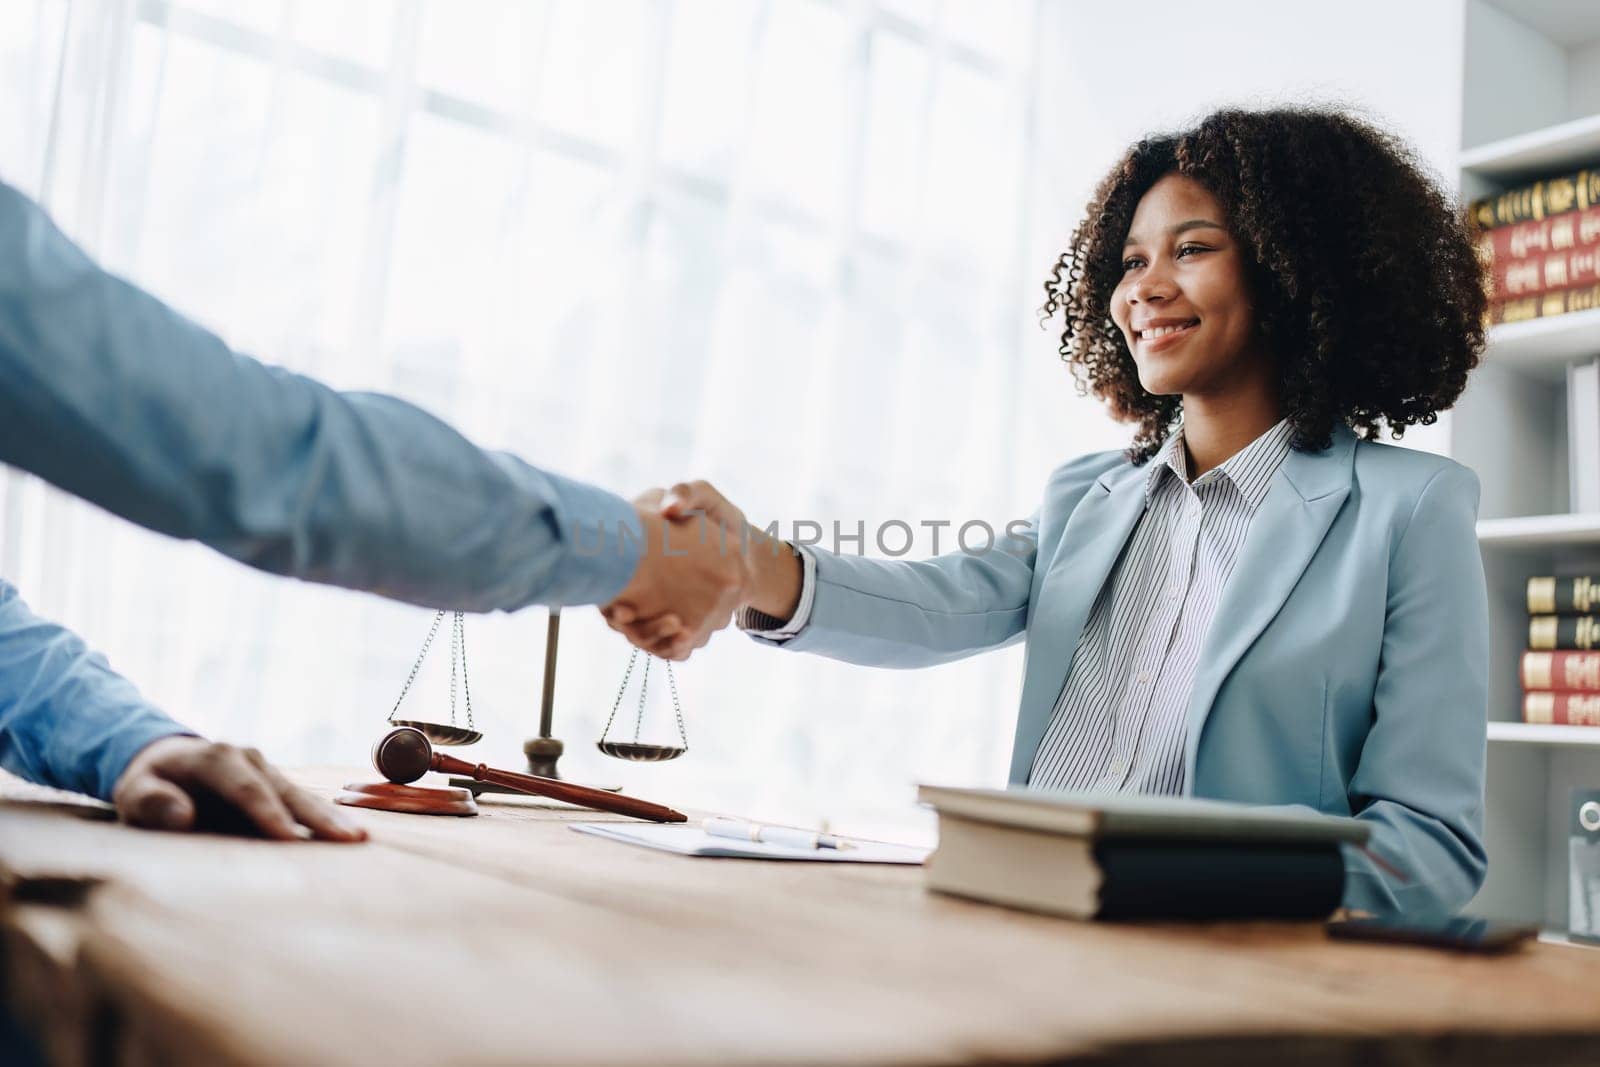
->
[117,775,197,831]
[626,614,683,646]
[281,784,368,842]
[189,747,301,841]
[244,748,367,843]
[663,481,717,517]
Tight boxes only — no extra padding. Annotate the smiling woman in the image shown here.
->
[1042,107,1487,465]
[626,105,1496,919]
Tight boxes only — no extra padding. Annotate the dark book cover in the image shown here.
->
[1470,166,1600,231]
[1093,839,1345,921]
[1527,576,1600,615]
[1530,615,1600,650]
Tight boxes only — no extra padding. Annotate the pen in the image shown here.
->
[703,815,853,851]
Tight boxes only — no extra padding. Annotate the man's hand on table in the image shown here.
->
[112,736,367,842]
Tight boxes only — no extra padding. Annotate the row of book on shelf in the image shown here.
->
[1471,164,1600,324]
[1484,163,1600,722]
[1522,576,1600,726]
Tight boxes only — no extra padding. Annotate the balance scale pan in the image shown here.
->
[390,719,482,747]
[597,741,685,763]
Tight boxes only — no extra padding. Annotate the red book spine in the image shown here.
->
[1522,651,1600,692]
[1490,247,1600,299]
[1523,691,1600,726]
[1483,208,1600,299]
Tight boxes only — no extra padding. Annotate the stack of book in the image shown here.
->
[1523,575,1600,726]
[917,784,1366,921]
[1471,164,1600,324]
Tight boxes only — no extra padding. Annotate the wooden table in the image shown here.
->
[4,770,1600,1067]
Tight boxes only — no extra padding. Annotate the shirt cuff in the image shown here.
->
[737,545,816,641]
[91,716,198,802]
[532,466,646,607]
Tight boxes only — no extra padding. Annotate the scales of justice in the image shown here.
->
[336,608,689,823]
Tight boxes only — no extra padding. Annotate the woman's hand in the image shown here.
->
[112,735,368,842]
[604,480,801,660]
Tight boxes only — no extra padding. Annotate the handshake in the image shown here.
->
[601,481,803,661]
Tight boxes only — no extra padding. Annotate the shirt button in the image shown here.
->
[1109,758,1127,774]
[1168,589,1180,601]
[1136,672,1151,685]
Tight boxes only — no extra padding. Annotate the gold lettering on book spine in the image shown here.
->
[1579,617,1600,650]
[1506,260,1542,294]
[1546,255,1570,288]
[1500,295,1540,323]
[1472,170,1600,230]
[1571,695,1600,725]
[1584,211,1600,244]
[1528,577,1556,614]
[1548,177,1578,216]
[1565,654,1600,690]
[1523,650,1554,688]
[1552,218,1576,251]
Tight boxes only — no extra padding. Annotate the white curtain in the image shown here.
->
[0,0,1120,832]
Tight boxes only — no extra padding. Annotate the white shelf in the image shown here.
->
[1485,307,1600,382]
[1478,513,1600,546]
[1461,112,1600,183]
[1489,721,1600,746]
[1538,929,1600,950]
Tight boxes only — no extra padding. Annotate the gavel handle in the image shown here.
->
[428,751,686,823]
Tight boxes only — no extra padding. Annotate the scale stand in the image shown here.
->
[449,608,620,796]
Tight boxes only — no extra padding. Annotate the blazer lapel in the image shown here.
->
[1009,462,1149,782]
[1180,428,1356,787]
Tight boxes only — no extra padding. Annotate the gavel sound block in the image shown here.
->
[336,727,687,822]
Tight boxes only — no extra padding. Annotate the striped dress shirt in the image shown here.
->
[1027,419,1295,795]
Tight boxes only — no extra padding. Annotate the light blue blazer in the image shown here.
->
[764,427,1488,917]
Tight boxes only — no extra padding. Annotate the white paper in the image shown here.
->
[571,822,929,864]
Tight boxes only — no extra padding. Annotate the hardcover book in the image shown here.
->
[1492,247,1600,299]
[1524,691,1600,726]
[1522,650,1600,692]
[1479,207,1600,299]
[1530,615,1600,651]
[1470,166,1600,231]
[1527,576,1600,615]
[1480,207,1600,262]
[1493,280,1600,324]
[917,785,1367,921]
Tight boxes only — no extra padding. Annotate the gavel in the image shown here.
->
[372,727,686,823]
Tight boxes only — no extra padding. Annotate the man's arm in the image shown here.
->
[0,579,185,798]
[607,481,1036,666]
[0,181,638,612]
[0,579,364,840]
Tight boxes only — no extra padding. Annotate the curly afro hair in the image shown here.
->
[1041,106,1487,463]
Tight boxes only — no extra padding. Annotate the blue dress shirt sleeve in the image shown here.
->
[0,180,642,611]
[0,579,192,799]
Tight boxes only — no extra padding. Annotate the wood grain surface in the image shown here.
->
[3,768,1600,1066]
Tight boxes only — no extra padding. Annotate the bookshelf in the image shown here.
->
[1457,0,1600,926]
[1488,722,1600,747]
